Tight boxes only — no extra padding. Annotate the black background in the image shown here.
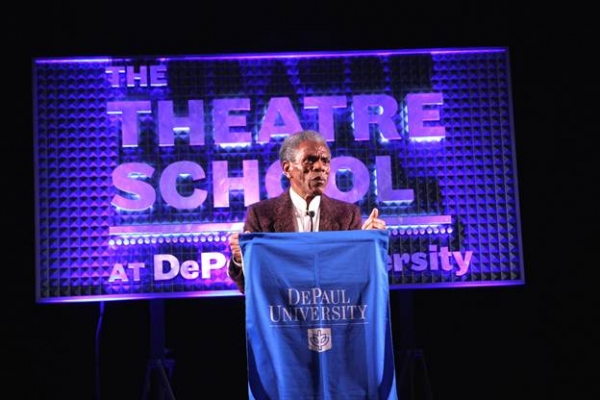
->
[3,1,597,399]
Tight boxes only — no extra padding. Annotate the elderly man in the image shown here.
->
[228,130,386,293]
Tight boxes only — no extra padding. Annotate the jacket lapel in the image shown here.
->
[319,195,334,231]
[273,191,297,232]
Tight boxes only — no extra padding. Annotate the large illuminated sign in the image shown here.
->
[33,47,524,303]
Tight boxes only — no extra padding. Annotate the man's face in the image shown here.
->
[282,140,331,201]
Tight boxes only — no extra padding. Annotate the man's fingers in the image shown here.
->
[369,208,379,220]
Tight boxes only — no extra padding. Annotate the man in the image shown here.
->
[228,130,386,293]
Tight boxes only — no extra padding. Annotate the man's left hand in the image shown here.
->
[362,208,386,230]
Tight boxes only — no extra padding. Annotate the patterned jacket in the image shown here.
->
[228,190,363,292]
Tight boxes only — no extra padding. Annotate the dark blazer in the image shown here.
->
[228,190,363,292]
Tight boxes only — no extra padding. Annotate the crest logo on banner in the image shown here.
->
[308,328,332,352]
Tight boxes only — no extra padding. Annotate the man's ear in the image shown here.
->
[282,161,291,178]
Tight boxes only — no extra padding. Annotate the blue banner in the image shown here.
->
[241,230,398,399]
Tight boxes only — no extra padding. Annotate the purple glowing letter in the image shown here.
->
[257,97,303,143]
[158,100,205,146]
[213,98,252,145]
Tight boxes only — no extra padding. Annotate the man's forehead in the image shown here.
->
[297,141,330,155]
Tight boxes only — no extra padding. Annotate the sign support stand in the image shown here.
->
[396,290,433,399]
[142,299,176,400]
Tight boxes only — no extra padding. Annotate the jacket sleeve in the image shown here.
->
[227,258,245,294]
[227,204,261,294]
[350,204,363,230]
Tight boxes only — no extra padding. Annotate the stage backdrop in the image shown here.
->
[33,47,524,303]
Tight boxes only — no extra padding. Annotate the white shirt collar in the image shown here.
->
[289,189,321,232]
[289,188,321,214]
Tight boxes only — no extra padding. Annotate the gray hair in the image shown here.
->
[279,130,329,163]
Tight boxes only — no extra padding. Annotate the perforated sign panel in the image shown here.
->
[33,48,524,303]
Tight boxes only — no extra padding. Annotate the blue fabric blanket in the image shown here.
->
[241,230,398,400]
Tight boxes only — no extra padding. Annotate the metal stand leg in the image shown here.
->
[398,348,433,400]
[142,300,176,400]
[143,358,176,400]
[395,290,433,399]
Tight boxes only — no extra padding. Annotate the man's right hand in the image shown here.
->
[229,231,250,264]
